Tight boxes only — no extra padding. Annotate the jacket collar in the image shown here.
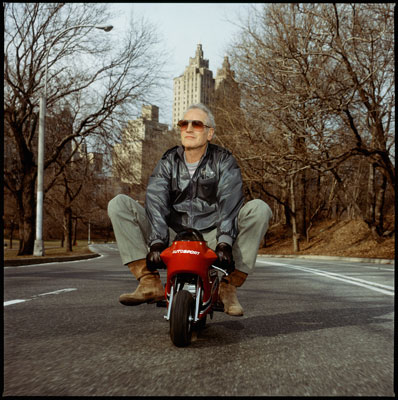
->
[177,143,210,162]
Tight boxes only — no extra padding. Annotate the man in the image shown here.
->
[108,103,272,316]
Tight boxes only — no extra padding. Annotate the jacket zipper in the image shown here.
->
[185,155,206,227]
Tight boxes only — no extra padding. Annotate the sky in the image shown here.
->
[107,3,255,126]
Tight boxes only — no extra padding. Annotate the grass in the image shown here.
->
[3,239,94,260]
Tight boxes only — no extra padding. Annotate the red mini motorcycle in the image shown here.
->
[159,229,228,347]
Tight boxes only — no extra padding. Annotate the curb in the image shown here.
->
[257,254,394,265]
[4,253,101,267]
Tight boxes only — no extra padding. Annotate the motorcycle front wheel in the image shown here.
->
[170,290,194,347]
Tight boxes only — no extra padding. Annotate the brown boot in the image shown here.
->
[119,259,164,306]
[218,269,247,316]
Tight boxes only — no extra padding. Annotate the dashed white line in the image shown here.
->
[4,288,77,307]
[34,288,77,297]
[4,299,30,306]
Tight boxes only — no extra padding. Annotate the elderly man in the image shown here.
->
[108,103,272,316]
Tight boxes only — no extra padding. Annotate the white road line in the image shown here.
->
[304,261,394,272]
[4,288,77,307]
[4,299,31,306]
[342,265,394,272]
[34,288,77,297]
[257,260,394,296]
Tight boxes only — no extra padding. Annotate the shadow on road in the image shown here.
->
[193,305,393,347]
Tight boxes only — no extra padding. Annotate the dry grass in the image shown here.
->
[3,240,93,260]
[259,219,395,260]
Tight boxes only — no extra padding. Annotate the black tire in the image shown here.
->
[170,290,194,347]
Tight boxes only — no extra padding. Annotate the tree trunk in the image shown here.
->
[298,169,307,237]
[290,175,300,252]
[9,221,15,249]
[366,164,387,239]
[17,175,36,255]
[63,207,73,252]
[73,217,78,246]
[105,223,113,243]
[375,172,387,237]
[282,187,291,227]
[366,163,376,226]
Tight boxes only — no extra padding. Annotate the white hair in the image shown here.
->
[183,103,216,128]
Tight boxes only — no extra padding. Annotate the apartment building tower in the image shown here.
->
[112,104,179,202]
[172,44,215,127]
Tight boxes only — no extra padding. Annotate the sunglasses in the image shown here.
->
[177,119,211,131]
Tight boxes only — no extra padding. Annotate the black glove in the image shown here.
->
[215,242,235,274]
[146,242,167,271]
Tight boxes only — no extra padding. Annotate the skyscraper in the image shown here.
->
[172,44,215,127]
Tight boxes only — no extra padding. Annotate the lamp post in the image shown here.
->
[33,24,113,256]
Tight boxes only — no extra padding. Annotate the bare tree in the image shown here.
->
[4,3,169,255]
[215,3,394,250]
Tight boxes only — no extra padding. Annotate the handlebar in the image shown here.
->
[211,265,229,276]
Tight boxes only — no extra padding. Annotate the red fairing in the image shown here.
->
[161,240,218,302]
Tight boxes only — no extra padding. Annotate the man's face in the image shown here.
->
[179,108,214,151]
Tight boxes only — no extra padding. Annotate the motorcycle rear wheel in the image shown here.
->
[170,290,194,347]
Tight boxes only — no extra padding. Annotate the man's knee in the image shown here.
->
[240,199,273,221]
[108,194,132,219]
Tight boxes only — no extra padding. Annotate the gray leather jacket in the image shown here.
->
[145,143,244,247]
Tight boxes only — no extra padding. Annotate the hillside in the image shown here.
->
[259,219,395,260]
[4,219,395,263]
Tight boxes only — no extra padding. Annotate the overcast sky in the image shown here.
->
[107,3,255,125]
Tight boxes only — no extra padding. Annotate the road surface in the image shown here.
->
[3,243,394,396]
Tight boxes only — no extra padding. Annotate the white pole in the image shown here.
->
[33,95,46,256]
[32,24,113,256]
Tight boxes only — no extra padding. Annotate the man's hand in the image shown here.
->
[146,243,167,271]
[215,242,235,274]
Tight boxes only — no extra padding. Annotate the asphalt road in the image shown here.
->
[3,244,395,396]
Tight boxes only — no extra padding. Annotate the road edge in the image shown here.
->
[257,254,394,265]
[4,253,101,267]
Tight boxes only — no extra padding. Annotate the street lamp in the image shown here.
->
[33,24,113,256]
